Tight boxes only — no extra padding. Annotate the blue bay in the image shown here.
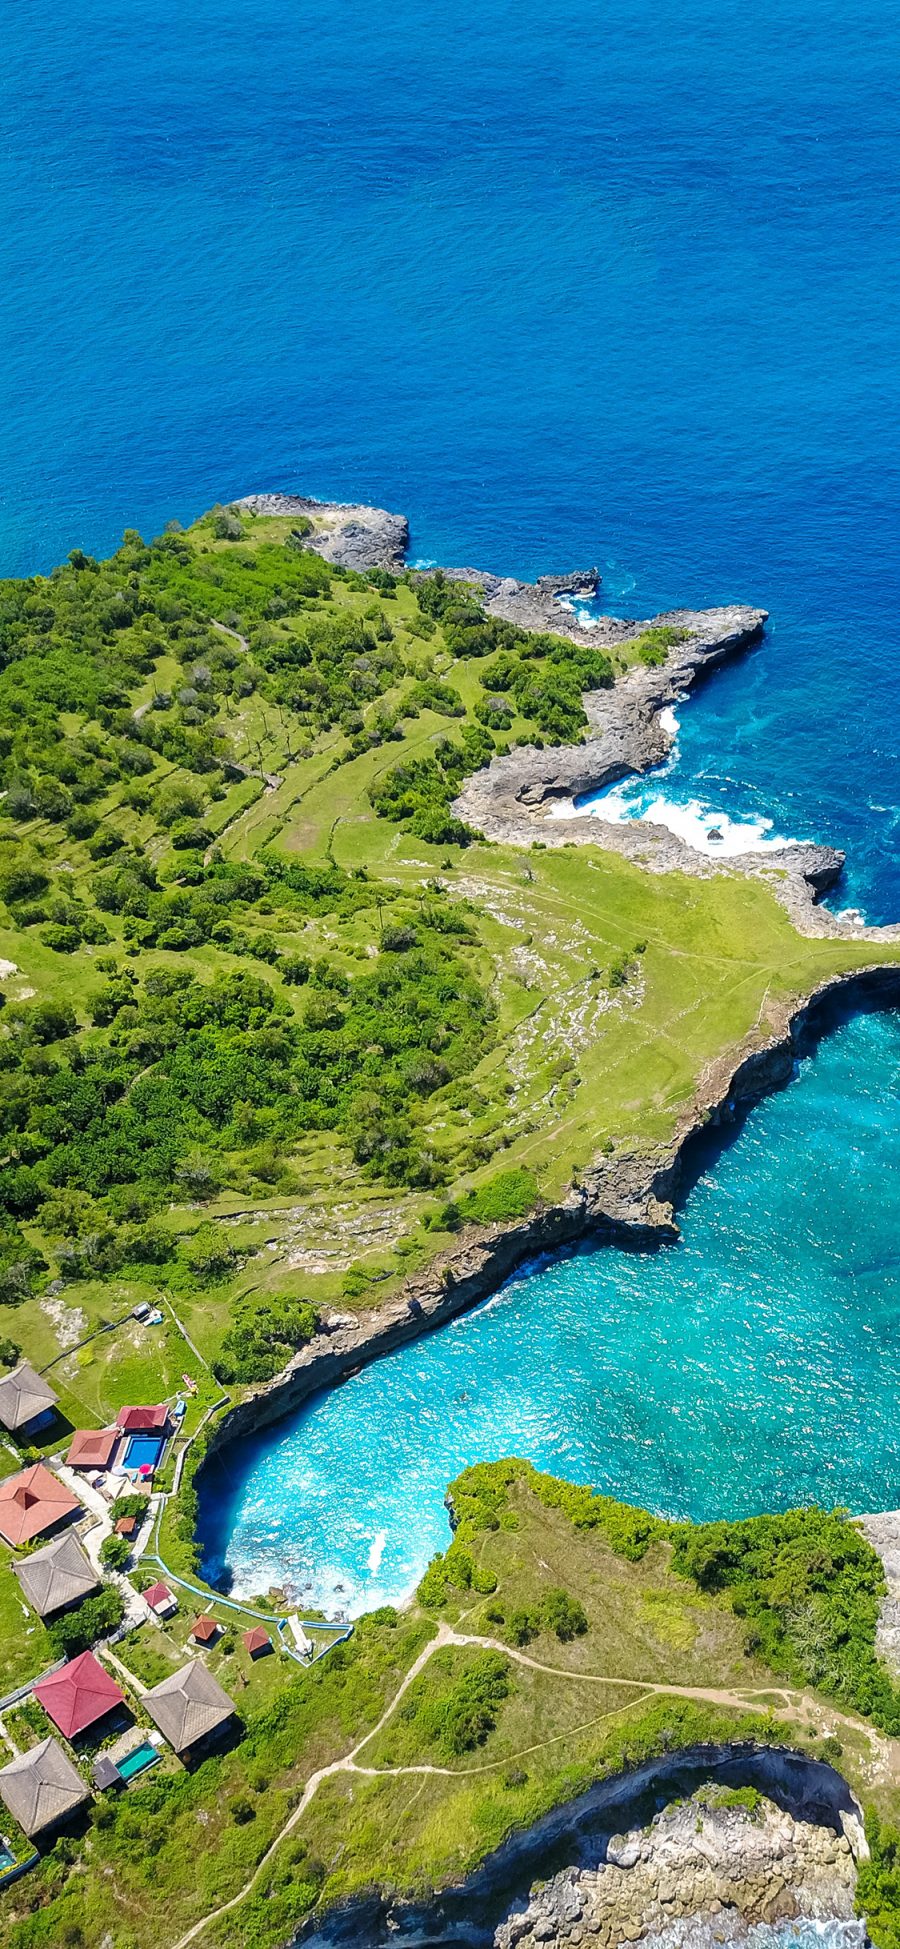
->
[198,1006,900,1614]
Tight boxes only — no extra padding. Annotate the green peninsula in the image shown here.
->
[0,500,898,1947]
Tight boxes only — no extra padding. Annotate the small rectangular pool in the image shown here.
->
[0,1844,15,1872]
[123,1434,165,1471]
[117,1742,160,1782]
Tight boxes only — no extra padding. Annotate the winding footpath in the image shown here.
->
[168,1623,898,1949]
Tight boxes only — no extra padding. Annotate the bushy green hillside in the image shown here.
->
[4,1462,899,1949]
[0,502,893,1438]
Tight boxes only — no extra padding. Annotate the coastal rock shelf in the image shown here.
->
[236,492,896,944]
[496,1792,857,1949]
[300,1748,866,1949]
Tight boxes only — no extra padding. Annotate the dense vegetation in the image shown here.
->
[670,1506,900,1733]
[858,1814,900,1949]
[399,1646,514,1757]
[1,506,670,1379]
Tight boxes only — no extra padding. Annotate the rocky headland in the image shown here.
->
[298,1748,867,1949]
[234,491,898,943]
[198,494,900,1459]
[496,1791,858,1949]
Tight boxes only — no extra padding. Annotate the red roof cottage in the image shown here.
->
[118,1405,169,1434]
[0,1464,80,1548]
[34,1652,125,1740]
[143,1580,177,1618]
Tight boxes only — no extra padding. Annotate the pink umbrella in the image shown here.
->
[139,1463,153,1478]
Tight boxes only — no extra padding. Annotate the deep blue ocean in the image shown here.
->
[6,0,900,1615]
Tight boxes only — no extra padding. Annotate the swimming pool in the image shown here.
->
[123,1435,165,1471]
[117,1742,160,1782]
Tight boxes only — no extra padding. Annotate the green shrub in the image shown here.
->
[671,1506,900,1732]
[99,1535,131,1571]
[407,1649,513,1757]
[452,1168,538,1227]
[48,1585,125,1657]
[213,1293,318,1386]
[857,1812,900,1949]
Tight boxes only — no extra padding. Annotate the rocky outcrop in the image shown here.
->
[495,1791,857,1949]
[858,1510,900,1675]
[297,1747,866,1949]
[235,492,900,942]
[234,492,409,570]
[451,602,864,936]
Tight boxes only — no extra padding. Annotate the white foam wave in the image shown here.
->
[367,1529,387,1574]
[554,781,804,857]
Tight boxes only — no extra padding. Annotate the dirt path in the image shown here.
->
[168,1621,895,1949]
[169,1624,454,1949]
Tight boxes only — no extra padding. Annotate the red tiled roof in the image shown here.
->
[243,1626,271,1655]
[66,1428,118,1470]
[191,1616,218,1643]
[117,1405,168,1433]
[143,1581,174,1610]
[115,1515,136,1537]
[0,1465,80,1548]
[34,1651,124,1740]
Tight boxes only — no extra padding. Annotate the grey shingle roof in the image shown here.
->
[143,1660,235,1754]
[0,1737,89,1837]
[13,1532,100,1619]
[0,1361,57,1433]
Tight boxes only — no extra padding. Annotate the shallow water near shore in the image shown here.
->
[198,1005,900,1615]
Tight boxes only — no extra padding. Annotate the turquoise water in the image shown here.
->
[199,1005,900,1615]
[117,1742,160,1782]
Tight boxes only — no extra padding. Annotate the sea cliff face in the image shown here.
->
[296,1747,866,1949]
[199,960,900,1463]
[496,1791,858,1949]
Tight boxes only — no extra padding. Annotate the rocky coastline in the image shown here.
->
[199,495,900,1522]
[297,1746,867,1949]
[234,491,899,943]
[495,1791,858,1949]
[201,958,900,1459]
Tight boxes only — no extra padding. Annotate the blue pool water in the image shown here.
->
[117,1742,160,1782]
[123,1435,165,1472]
[198,1004,900,1615]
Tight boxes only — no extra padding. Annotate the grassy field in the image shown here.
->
[2,1462,897,1949]
[0,505,894,1450]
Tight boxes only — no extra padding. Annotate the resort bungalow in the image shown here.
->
[142,1580,177,1619]
[116,1405,169,1435]
[14,1533,100,1620]
[116,1405,171,1479]
[34,1652,126,1743]
[0,1362,58,1439]
[66,1428,118,1472]
[0,1464,80,1549]
[243,1626,272,1660]
[190,1616,220,1646]
[0,1738,90,1840]
[143,1661,236,1759]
